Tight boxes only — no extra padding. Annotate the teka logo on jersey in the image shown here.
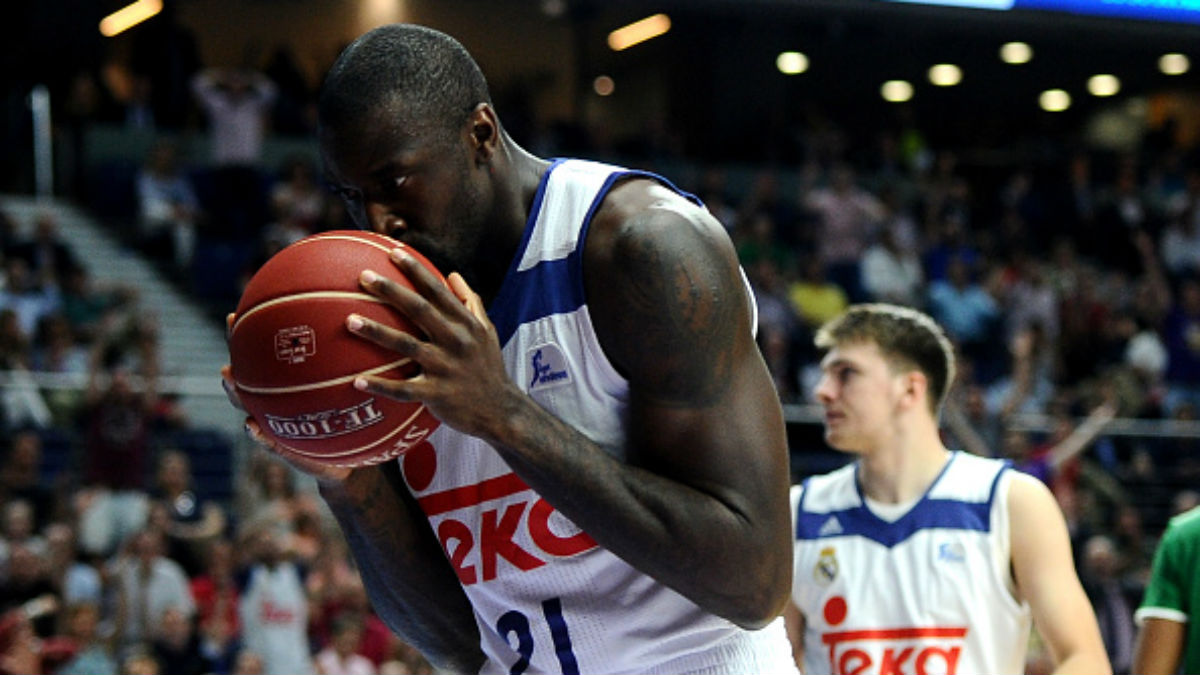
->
[528,343,571,390]
[275,326,316,363]
[822,627,967,675]
[417,472,597,586]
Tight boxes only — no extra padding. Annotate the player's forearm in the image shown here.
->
[483,394,790,629]
[1050,650,1112,675]
[320,464,486,673]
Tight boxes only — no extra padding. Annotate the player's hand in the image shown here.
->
[222,318,352,483]
[347,248,524,443]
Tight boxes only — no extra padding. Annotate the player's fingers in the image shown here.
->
[358,269,463,346]
[225,313,236,341]
[389,248,471,316]
[352,371,426,403]
[346,312,431,362]
[448,272,487,321]
[220,364,246,412]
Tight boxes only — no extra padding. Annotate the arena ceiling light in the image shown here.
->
[99,0,162,37]
[881,80,914,103]
[1159,53,1191,75]
[607,14,671,51]
[1039,89,1071,112]
[1087,74,1120,97]
[928,64,963,86]
[777,51,810,75]
[1000,41,1033,64]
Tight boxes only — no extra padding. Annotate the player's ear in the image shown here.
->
[468,103,499,163]
[900,370,928,412]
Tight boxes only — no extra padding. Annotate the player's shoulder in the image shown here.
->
[794,463,859,514]
[1162,505,1200,543]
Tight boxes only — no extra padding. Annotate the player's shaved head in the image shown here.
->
[318,23,492,140]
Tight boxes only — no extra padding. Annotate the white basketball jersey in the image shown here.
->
[396,159,796,675]
[791,452,1032,675]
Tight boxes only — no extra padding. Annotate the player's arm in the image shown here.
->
[221,365,485,674]
[1132,617,1186,675]
[578,182,794,627]
[351,183,793,628]
[1008,471,1112,675]
[318,463,486,674]
[1132,515,1190,675]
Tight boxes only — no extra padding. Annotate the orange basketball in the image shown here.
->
[228,230,443,468]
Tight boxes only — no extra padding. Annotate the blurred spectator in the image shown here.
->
[1163,278,1200,415]
[43,523,103,609]
[787,255,848,330]
[0,256,62,342]
[926,256,1002,370]
[746,257,802,397]
[10,211,78,286]
[189,538,240,671]
[238,525,314,675]
[1081,534,1139,675]
[0,545,57,636]
[135,140,199,273]
[191,67,277,240]
[150,449,226,576]
[109,528,195,652]
[315,614,376,675]
[267,154,328,247]
[77,324,157,558]
[235,455,322,545]
[0,606,43,675]
[805,163,883,301]
[31,314,90,425]
[859,226,923,306]
[59,265,136,346]
[54,601,118,675]
[150,606,212,675]
[1095,161,1155,275]
[1005,254,1060,347]
[734,210,795,274]
[119,649,161,675]
[0,429,54,529]
[231,649,267,675]
[0,499,46,567]
[192,67,276,169]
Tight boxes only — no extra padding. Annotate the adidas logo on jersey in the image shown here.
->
[819,515,844,536]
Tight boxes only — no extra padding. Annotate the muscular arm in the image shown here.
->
[318,464,485,674]
[567,182,794,625]
[1008,472,1111,675]
[353,181,792,628]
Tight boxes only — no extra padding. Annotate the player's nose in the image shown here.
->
[365,202,406,237]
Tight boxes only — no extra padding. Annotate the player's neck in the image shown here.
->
[857,422,950,504]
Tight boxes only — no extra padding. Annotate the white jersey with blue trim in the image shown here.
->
[395,158,796,675]
[790,451,1032,675]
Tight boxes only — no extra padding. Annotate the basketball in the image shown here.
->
[228,230,444,468]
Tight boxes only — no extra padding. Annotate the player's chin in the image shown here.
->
[823,428,863,454]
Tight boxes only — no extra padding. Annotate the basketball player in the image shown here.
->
[784,304,1110,675]
[223,23,797,675]
[1132,504,1200,675]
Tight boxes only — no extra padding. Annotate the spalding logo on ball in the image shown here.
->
[228,230,444,468]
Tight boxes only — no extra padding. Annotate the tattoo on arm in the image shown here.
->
[607,211,741,405]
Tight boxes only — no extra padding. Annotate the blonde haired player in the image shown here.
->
[784,304,1110,675]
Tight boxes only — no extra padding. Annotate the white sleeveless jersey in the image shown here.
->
[790,452,1032,675]
[396,159,796,675]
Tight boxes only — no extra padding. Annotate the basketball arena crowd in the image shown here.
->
[0,17,1199,675]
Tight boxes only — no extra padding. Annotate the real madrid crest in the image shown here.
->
[814,546,838,585]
